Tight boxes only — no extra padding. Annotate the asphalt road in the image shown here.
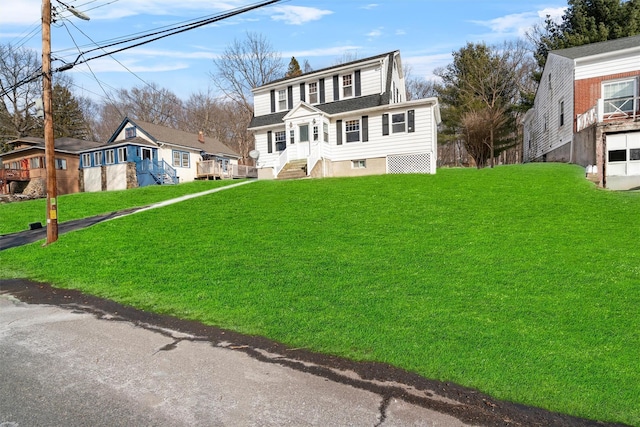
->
[0,293,472,427]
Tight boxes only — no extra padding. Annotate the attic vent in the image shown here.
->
[198,131,205,144]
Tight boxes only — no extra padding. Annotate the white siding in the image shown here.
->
[526,53,575,160]
[576,50,640,80]
[254,91,272,117]
[83,168,101,192]
[106,163,127,191]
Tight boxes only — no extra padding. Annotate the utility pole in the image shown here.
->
[42,0,58,244]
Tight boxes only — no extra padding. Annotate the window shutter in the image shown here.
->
[362,116,369,142]
[287,86,293,110]
[270,90,275,113]
[355,70,361,97]
[319,78,325,104]
[336,120,343,145]
[408,110,415,133]
[267,131,273,153]
[382,114,389,135]
[300,83,306,102]
[333,75,339,101]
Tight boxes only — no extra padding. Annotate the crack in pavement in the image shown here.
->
[0,279,628,427]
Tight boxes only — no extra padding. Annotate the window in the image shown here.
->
[82,153,91,167]
[29,157,42,169]
[309,82,318,104]
[345,119,360,143]
[275,131,286,151]
[290,129,295,145]
[117,147,127,163]
[141,148,152,160]
[631,149,640,161]
[300,124,309,142]
[55,158,67,170]
[392,113,406,133]
[278,89,287,111]
[343,74,353,98]
[94,151,102,166]
[603,79,636,114]
[172,150,189,167]
[559,101,565,127]
[125,127,136,139]
[313,126,319,141]
[323,123,329,142]
[608,149,627,162]
[105,149,115,165]
[352,159,366,169]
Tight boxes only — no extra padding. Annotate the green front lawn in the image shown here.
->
[0,180,240,235]
[1,164,638,425]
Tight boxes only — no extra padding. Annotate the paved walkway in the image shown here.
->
[0,180,255,251]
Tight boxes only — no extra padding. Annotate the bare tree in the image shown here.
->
[114,82,184,127]
[211,32,284,113]
[403,64,437,101]
[0,44,42,149]
[332,51,360,66]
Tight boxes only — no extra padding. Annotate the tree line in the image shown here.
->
[2,0,639,167]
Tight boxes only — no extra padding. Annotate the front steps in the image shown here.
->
[277,160,307,180]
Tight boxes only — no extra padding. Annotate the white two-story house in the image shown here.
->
[248,51,441,179]
[523,35,640,190]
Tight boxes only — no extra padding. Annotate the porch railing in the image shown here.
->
[197,161,257,179]
[0,168,30,181]
[137,159,178,185]
[274,148,289,177]
[577,96,640,132]
[307,142,321,176]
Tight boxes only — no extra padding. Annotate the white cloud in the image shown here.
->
[470,6,567,38]
[73,57,190,74]
[283,46,363,58]
[396,29,406,36]
[403,53,452,80]
[270,6,333,25]
[361,4,379,10]
[366,28,383,38]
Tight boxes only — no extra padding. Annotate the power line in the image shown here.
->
[54,0,283,72]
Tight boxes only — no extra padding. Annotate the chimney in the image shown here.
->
[198,131,205,144]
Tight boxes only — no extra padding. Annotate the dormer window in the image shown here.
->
[278,89,287,111]
[343,75,353,98]
[309,82,318,104]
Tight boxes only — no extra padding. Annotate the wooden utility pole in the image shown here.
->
[42,0,58,244]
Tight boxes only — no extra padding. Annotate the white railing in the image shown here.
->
[576,105,598,132]
[274,148,289,177]
[577,96,640,132]
[307,142,321,176]
[231,164,257,178]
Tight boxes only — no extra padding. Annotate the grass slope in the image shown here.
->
[0,180,239,235]
[1,164,638,425]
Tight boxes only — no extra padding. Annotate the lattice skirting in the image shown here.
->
[387,153,433,174]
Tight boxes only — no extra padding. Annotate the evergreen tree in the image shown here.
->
[50,83,91,140]
[285,56,302,78]
[533,0,640,68]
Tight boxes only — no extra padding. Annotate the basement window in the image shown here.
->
[608,150,627,162]
[352,159,366,169]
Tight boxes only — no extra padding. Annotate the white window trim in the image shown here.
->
[343,74,353,98]
[105,149,115,165]
[351,159,366,169]
[278,89,287,111]
[345,119,360,143]
[117,147,127,163]
[309,82,318,104]
[93,151,102,166]
[392,112,406,133]
[602,78,637,115]
[82,153,91,167]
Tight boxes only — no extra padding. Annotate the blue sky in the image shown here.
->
[1,0,566,102]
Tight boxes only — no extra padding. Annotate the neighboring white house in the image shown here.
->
[523,35,640,190]
[79,118,245,192]
[248,51,441,179]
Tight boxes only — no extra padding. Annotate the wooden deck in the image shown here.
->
[196,161,257,180]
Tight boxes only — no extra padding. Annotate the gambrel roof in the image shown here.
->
[249,51,399,129]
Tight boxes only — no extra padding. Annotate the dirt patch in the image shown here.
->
[0,278,629,427]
